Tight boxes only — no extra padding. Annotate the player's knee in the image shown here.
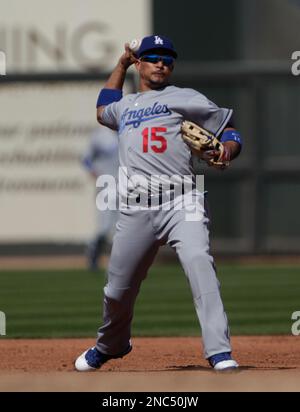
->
[104,283,137,304]
[104,284,124,302]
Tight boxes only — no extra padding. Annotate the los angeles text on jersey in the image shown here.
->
[101,395,199,409]
[120,101,172,129]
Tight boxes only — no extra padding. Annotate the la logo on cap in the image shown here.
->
[154,36,164,45]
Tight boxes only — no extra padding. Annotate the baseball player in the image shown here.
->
[82,126,119,271]
[75,35,243,371]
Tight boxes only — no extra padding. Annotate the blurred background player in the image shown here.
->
[82,126,119,271]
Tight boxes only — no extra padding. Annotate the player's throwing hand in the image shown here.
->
[119,43,138,69]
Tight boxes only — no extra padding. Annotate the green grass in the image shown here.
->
[0,264,299,338]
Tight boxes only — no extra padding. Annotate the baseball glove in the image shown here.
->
[181,120,230,170]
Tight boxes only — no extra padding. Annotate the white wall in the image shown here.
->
[0,0,152,73]
[0,0,151,243]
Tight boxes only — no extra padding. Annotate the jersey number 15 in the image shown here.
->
[142,127,167,154]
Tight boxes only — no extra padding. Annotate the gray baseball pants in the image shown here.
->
[96,193,231,359]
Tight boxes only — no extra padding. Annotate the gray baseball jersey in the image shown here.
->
[102,85,232,185]
[96,85,233,359]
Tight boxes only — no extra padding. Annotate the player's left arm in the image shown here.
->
[184,93,242,163]
[200,121,242,165]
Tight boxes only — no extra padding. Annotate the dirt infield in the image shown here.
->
[0,336,300,391]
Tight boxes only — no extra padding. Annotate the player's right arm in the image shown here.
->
[96,44,137,125]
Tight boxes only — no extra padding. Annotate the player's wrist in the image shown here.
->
[220,129,243,161]
[220,128,243,146]
[220,143,232,162]
[117,59,130,70]
[118,55,135,70]
[222,141,240,161]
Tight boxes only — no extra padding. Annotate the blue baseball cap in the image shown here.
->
[137,35,177,59]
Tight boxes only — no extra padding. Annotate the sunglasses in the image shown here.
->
[140,54,175,67]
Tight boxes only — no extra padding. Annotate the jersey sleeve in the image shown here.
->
[101,101,121,131]
[185,92,233,137]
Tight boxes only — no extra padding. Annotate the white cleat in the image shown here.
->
[75,349,98,372]
[213,359,239,371]
[75,345,132,372]
[208,352,239,371]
